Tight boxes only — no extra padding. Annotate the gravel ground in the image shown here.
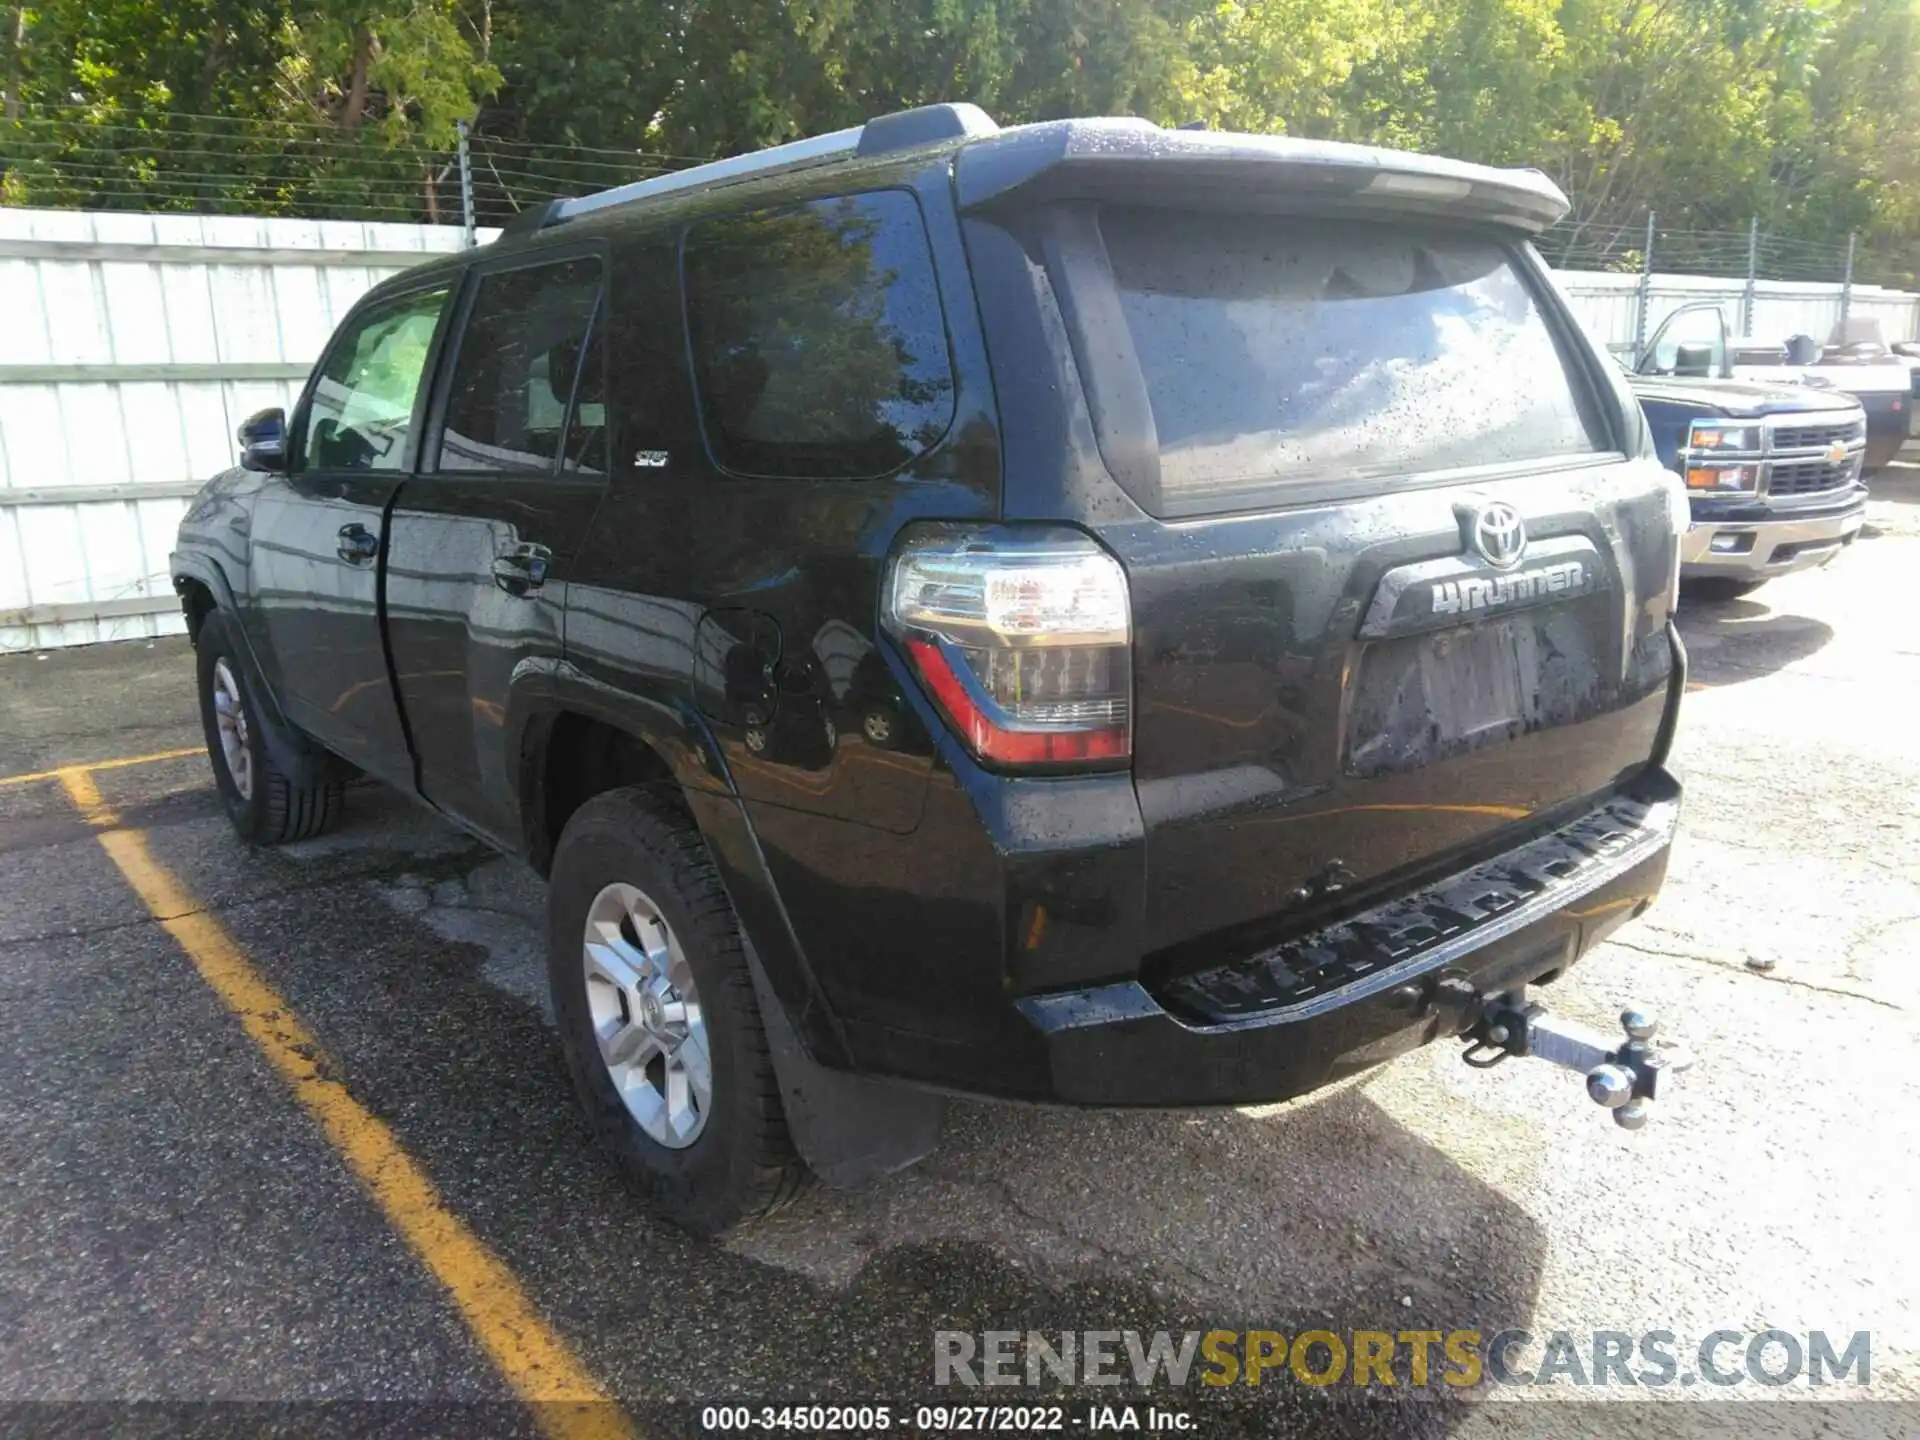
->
[2,471,1916,1438]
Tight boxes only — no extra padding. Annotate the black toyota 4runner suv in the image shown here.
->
[173,104,1688,1233]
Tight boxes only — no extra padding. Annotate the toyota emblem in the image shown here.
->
[1470,501,1527,569]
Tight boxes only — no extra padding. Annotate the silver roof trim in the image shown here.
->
[553,126,864,223]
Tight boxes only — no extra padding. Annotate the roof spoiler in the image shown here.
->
[954,120,1569,233]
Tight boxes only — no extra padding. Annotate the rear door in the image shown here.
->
[978,203,1678,964]
[251,281,453,785]
[383,250,608,846]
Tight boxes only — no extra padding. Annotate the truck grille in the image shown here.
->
[1766,458,1856,497]
[1770,418,1864,450]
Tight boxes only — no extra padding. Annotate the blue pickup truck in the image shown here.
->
[1626,303,1869,598]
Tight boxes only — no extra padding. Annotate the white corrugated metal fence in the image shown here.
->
[1553,269,1920,355]
[0,208,497,652]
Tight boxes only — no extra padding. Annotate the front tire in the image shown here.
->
[547,786,807,1235]
[195,609,343,845]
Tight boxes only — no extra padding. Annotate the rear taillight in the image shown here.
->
[883,526,1132,769]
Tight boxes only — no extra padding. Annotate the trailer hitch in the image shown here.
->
[1430,976,1691,1128]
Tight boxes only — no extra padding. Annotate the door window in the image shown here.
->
[303,286,450,472]
[683,190,955,479]
[1641,304,1729,378]
[436,257,604,474]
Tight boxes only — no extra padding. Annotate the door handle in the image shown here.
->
[336,523,379,564]
[491,543,552,597]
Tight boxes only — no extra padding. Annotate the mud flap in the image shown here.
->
[742,937,946,1188]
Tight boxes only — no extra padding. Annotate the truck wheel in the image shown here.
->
[1681,576,1766,601]
[195,609,343,845]
[547,786,808,1235]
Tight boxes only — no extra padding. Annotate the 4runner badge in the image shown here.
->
[634,450,670,468]
[1431,560,1587,616]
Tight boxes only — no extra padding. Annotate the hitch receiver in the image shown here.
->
[1459,987,1691,1129]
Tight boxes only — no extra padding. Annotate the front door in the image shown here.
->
[250,281,453,786]
[384,251,609,847]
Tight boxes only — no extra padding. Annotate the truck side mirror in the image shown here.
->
[237,407,288,472]
[1673,343,1714,378]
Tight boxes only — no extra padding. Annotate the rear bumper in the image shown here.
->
[1013,769,1680,1107]
[1680,494,1866,579]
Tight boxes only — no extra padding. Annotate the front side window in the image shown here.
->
[683,190,956,479]
[437,257,603,474]
[1642,304,1728,378]
[304,286,449,472]
[1096,209,1606,510]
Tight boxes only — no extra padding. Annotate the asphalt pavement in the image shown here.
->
[3,473,1918,1439]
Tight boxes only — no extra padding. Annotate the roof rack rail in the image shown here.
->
[543,102,996,228]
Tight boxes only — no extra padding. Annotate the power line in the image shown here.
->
[4,103,716,164]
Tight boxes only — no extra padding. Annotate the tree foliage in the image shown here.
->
[4,0,1919,280]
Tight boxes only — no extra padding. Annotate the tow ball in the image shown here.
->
[1431,977,1692,1129]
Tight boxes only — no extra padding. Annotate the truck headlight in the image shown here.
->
[1684,463,1759,494]
[1687,422,1760,452]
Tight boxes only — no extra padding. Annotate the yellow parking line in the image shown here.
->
[0,746,203,788]
[56,767,636,1440]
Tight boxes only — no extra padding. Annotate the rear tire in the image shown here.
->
[547,785,808,1235]
[195,609,344,845]
[1681,576,1766,602]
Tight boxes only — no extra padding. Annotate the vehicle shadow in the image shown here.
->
[1676,594,1834,686]
[209,794,1545,1432]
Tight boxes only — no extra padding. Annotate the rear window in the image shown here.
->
[1097,209,1606,507]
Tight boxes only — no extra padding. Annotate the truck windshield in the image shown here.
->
[1098,208,1607,508]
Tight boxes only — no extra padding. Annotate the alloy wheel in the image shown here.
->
[581,882,713,1148]
[211,658,253,801]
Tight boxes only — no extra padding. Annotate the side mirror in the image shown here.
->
[1784,334,1820,367]
[237,406,288,472]
[1673,343,1715,378]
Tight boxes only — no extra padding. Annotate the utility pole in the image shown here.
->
[1839,231,1856,333]
[456,119,476,248]
[1632,211,1656,369]
[1741,216,1758,338]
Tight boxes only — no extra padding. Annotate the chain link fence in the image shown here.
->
[3,105,1911,298]
[0,105,698,229]
[1539,214,1900,289]
[1539,211,1913,361]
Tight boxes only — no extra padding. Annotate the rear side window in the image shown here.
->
[437,256,603,474]
[1096,209,1605,509]
[683,190,955,479]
